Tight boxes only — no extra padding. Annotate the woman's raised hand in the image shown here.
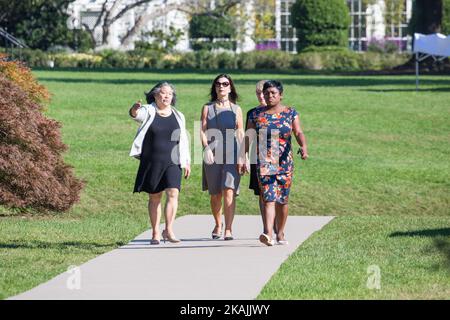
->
[130,100,142,118]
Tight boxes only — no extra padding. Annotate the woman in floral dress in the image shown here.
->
[247,80,308,246]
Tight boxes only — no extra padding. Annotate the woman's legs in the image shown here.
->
[263,201,276,240]
[149,192,163,240]
[164,188,179,237]
[211,193,223,235]
[275,203,288,241]
[259,194,265,232]
[223,188,236,238]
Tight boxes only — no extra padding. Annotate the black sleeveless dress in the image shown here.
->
[133,112,182,194]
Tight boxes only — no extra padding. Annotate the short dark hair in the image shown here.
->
[210,74,239,103]
[263,80,283,94]
[145,81,177,106]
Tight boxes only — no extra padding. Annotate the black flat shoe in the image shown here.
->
[224,232,234,241]
[150,239,160,245]
[211,223,223,239]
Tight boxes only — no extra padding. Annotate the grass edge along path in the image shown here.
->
[258,215,450,300]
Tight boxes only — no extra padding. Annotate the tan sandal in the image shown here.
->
[259,233,274,246]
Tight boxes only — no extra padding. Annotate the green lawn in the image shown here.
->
[0,69,449,299]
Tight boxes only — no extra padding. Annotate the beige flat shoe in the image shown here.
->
[259,233,275,246]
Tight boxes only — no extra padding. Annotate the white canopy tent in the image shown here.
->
[413,33,450,90]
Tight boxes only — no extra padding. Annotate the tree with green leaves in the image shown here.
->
[0,0,86,51]
[408,0,450,34]
[291,0,350,52]
[188,1,242,51]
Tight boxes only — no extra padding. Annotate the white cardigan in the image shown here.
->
[129,103,191,168]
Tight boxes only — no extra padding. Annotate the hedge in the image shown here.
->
[1,48,411,72]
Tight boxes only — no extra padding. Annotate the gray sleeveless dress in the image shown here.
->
[202,102,241,195]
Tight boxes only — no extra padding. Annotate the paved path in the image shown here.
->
[10,215,334,300]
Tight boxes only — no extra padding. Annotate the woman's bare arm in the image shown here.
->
[129,100,142,118]
[292,115,308,160]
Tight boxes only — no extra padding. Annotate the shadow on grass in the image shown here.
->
[36,75,450,88]
[390,228,450,271]
[0,240,126,250]
[361,87,450,93]
[390,228,450,238]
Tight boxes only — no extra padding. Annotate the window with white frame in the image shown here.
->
[384,0,412,51]
[80,11,103,45]
[347,0,412,52]
[279,0,297,53]
[347,0,368,51]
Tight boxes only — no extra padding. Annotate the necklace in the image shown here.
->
[156,106,172,116]
[216,97,229,104]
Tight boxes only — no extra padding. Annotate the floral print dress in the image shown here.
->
[249,106,299,204]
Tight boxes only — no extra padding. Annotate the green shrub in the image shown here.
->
[292,49,360,71]
[21,49,51,68]
[300,45,349,53]
[324,50,360,71]
[7,48,410,72]
[358,52,383,70]
[216,52,237,69]
[291,0,350,51]
[239,50,292,70]
[175,52,198,69]
[237,52,257,70]
[195,50,219,70]
[292,52,324,70]
[99,50,129,68]
[258,50,292,69]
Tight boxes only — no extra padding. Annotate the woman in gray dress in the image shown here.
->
[200,74,244,240]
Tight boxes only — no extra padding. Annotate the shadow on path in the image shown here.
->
[121,237,263,249]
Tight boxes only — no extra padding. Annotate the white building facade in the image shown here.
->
[348,0,413,51]
[67,0,413,52]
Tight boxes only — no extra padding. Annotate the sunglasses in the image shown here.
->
[215,81,230,87]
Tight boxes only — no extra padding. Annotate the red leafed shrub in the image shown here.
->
[0,54,51,106]
[0,75,84,212]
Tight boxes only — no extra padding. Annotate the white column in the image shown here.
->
[366,0,385,40]
[275,0,281,49]
[240,0,256,52]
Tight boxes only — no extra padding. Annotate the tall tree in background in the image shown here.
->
[0,0,75,50]
[409,0,449,34]
[188,1,242,50]
[253,0,276,44]
[291,0,350,51]
[444,0,450,34]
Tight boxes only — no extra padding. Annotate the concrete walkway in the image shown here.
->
[10,215,334,300]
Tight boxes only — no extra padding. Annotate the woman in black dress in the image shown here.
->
[244,80,276,234]
[129,82,191,245]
